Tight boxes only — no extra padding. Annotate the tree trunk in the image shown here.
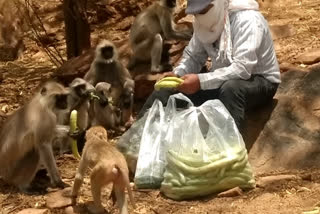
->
[63,0,91,59]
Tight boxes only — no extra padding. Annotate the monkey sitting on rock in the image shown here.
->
[128,0,193,73]
[88,82,122,131]
[84,40,135,128]
[54,77,96,154]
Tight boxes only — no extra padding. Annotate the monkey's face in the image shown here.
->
[55,93,69,110]
[40,81,69,110]
[95,82,112,107]
[96,90,109,107]
[166,0,176,8]
[101,46,114,62]
[74,84,89,97]
[70,78,95,98]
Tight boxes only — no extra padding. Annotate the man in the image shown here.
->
[138,0,281,133]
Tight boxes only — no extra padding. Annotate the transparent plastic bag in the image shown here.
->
[117,93,192,189]
[160,94,255,200]
[134,94,193,189]
[118,93,255,192]
[116,110,148,176]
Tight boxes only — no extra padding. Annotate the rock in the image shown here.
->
[17,208,48,214]
[256,175,300,188]
[217,187,243,197]
[46,187,73,209]
[296,48,320,65]
[301,173,312,181]
[269,24,295,40]
[279,62,302,73]
[53,48,95,85]
[248,67,320,174]
[65,206,87,214]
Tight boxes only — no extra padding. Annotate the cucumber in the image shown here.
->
[70,110,81,160]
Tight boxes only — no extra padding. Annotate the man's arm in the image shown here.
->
[173,34,208,77]
[198,12,265,90]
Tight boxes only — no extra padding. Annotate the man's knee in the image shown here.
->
[219,79,245,99]
[218,80,246,130]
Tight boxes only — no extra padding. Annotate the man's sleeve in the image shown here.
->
[198,14,264,90]
[173,34,208,77]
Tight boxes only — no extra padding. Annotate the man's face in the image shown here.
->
[192,0,225,43]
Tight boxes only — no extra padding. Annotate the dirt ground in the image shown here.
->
[0,0,320,213]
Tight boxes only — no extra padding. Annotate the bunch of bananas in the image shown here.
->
[154,77,184,91]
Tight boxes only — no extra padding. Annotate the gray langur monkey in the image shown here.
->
[0,81,69,193]
[54,78,95,153]
[71,126,135,214]
[68,77,95,131]
[120,79,135,127]
[84,40,135,126]
[128,0,193,73]
[84,40,133,90]
[89,82,121,130]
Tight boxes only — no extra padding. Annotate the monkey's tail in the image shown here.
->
[114,165,136,209]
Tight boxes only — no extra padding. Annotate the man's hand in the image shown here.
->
[163,71,178,78]
[178,74,200,95]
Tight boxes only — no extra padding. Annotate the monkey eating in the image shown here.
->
[71,126,135,214]
[128,0,193,73]
[68,77,95,132]
[84,40,135,126]
[0,81,69,193]
[89,82,121,130]
[54,77,96,154]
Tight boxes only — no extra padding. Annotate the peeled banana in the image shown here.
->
[154,77,184,91]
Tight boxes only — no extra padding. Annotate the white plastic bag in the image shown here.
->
[134,94,193,188]
[118,93,255,193]
[160,94,255,200]
[117,93,192,188]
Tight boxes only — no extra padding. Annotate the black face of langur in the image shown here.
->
[101,46,114,60]
[95,82,112,107]
[166,0,176,8]
[70,78,95,98]
[54,94,69,110]
[95,40,117,64]
[40,82,69,110]
[96,90,109,107]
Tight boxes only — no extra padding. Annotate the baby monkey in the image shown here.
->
[71,126,135,214]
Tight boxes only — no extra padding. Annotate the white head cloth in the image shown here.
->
[193,0,259,63]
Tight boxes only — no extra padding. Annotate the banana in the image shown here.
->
[154,77,184,91]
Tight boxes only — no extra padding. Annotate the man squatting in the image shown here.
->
[139,0,281,133]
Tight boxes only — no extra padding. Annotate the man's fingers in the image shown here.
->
[163,72,176,77]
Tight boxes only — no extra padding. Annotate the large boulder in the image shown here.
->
[247,67,320,174]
